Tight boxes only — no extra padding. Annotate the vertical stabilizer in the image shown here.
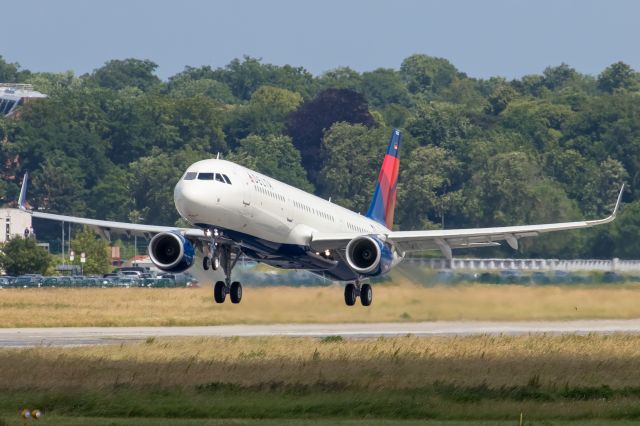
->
[366,129,401,229]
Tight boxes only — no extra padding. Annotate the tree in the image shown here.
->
[582,157,628,216]
[286,88,376,185]
[227,135,313,192]
[69,226,111,274]
[89,58,161,91]
[317,123,389,212]
[485,84,517,115]
[396,146,463,230]
[542,63,578,91]
[168,78,237,104]
[88,166,134,221]
[610,200,640,258]
[0,237,50,275]
[463,151,584,257]
[216,56,315,100]
[0,55,29,82]
[360,68,410,107]
[598,61,637,93]
[406,102,473,149]
[128,147,206,225]
[317,67,362,91]
[399,54,461,94]
[226,86,302,142]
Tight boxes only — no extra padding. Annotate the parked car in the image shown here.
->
[14,275,43,287]
[530,271,551,285]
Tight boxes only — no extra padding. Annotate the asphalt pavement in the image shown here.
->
[3,319,640,347]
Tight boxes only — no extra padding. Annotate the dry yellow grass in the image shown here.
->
[3,283,640,327]
[2,334,640,390]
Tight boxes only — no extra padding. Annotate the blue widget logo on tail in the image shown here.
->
[366,129,401,229]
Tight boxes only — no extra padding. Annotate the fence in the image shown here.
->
[404,257,640,272]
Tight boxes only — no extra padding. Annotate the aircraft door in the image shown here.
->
[240,169,253,224]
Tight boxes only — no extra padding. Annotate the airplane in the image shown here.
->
[18,129,624,306]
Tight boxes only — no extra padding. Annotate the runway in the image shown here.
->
[4,319,640,347]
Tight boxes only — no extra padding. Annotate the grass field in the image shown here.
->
[3,283,640,326]
[2,335,640,424]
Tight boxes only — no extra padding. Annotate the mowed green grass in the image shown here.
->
[3,335,640,423]
[5,282,640,326]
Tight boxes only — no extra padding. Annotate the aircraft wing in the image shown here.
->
[29,211,205,240]
[311,185,624,258]
[18,172,205,240]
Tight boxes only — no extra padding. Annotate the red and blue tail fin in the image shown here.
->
[366,129,401,229]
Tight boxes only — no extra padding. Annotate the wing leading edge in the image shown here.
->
[311,185,624,259]
[18,172,205,240]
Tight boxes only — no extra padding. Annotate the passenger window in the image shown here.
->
[198,173,214,180]
[215,173,225,183]
[184,172,197,180]
[222,174,232,184]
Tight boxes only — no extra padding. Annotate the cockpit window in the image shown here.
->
[215,173,225,183]
[222,174,232,184]
[197,173,214,180]
[184,172,197,180]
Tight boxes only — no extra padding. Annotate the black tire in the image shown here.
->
[230,281,243,304]
[202,256,211,271]
[212,255,220,271]
[360,283,372,306]
[214,281,226,303]
[344,283,357,306]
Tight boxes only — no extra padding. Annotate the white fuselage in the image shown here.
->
[174,159,389,248]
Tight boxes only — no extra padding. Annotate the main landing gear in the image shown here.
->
[212,244,243,304]
[344,281,372,307]
[202,228,243,304]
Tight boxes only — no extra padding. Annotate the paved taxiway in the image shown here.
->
[4,319,640,347]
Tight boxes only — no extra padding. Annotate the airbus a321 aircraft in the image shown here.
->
[18,129,623,306]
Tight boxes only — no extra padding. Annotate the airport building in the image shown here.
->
[0,83,47,118]
[0,208,33,243]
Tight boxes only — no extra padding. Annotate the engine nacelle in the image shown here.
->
[148,231,195,273]
[345,235,394,276]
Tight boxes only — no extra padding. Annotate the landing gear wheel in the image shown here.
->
[230,281,243,304]
[203,256,211,271]
[344,283,357,306]
[214,281,226,303]
[212,255,220,271]
[360,284,372,306]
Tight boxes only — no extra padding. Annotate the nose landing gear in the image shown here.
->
[344,281,372,306]
[203,229,221,271]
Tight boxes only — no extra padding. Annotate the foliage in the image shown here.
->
[0,236,50,275]
[1,54,639,258]
[227,134,313,192]
[287,88,376,184]
[318,123,389,212]
[69,226,111,274]
[88,58,161,92]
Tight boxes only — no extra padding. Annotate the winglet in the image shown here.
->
[18,172,29,211]
[590,183,625,226]
[611,184,624,218]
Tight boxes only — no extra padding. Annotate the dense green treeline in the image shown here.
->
[0,55,639,258]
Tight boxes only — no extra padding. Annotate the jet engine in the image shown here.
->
[345,235,389,275]
[148,231,195,273]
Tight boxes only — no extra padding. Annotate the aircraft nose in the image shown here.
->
[174,180,203,219]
